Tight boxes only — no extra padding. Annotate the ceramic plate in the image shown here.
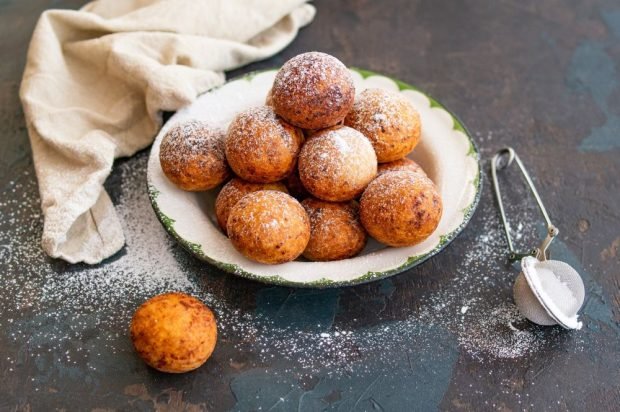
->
[147,69,481,287]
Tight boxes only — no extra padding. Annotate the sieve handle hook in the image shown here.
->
[491,147,558,262]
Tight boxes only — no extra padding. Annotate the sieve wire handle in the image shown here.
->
[490,147,558,262]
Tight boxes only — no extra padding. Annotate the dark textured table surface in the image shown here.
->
[1,1,619,411]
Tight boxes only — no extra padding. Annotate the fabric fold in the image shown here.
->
[20,0,315,264]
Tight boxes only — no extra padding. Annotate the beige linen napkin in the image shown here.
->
[20,0,315,264]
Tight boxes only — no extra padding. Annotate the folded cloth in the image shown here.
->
[20,0,315,264]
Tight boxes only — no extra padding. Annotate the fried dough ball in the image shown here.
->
[227,191,310,264]
[360,171,442,247]
[265,87,273,107]
[225,106,303,183]
[345,88,421,163]
[159,120,230,191]
[377,157,426,177]
[215,178,288,235]
[301,198,367,261]
[130,292,217,373]
[298,126,377,201]
[272,52,355,129]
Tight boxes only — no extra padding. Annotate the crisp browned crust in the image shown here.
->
[360,171,442,247]
[225,106,303,183]
[159,120,230,191]
[215,178,288,235]
[272,52,355,130]
[345,88,421,163]
[130,292,217,373]
[377,157,426,177]
[298,126,377,202]
[301,198,367,261]
[227,191,310,264]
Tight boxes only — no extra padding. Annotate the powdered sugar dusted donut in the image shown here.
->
[345,88,421,163]
[227,191,310,264]
[272,52,355,130]
[360,171,442,247]
[225,106,303,183]
[298,126,377,202]
[215,178,288,235]
[301,198,367,261]
[159,120,230,191]
[377,157,426,177]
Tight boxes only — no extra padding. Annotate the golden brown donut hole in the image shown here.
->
[225,106,303,183]
[215,178,288,235]
[345,88,421,163]
[360,171,442,247]
[159,120,230,191]
[301,198,367,261]
[130,292,217,373]
[298,126,377,202]
[377,157,427,177]
[272,52,355,130]
[227,191,310,264]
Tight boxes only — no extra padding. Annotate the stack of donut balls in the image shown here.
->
[159,52,443,265]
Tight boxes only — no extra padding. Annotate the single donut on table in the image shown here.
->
[225,106,303,183]
[360,171,442,247]
[301,198,367,261]
[377,157,427,177]
[215,178,288,235]
[298,126,377,202]
[271,52,355,130]
[227,191,310,264]
[345,88,421,163]
[159,120,230,191]
[130,292,217,373]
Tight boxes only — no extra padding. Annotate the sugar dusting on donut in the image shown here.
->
[276,52,344,101]
[345,88,421,162]
[226,106,299,153]
[363,170,438,209]
[348,89,410,133]
[159,120,227,175]
[225,106,303,183]
[271,52,356,129]
[298,126,377,201]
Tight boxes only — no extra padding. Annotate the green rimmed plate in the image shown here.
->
[147,69,481,288]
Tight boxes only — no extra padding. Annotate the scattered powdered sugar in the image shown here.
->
[456,304,545,359]
[0,154,583,378]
